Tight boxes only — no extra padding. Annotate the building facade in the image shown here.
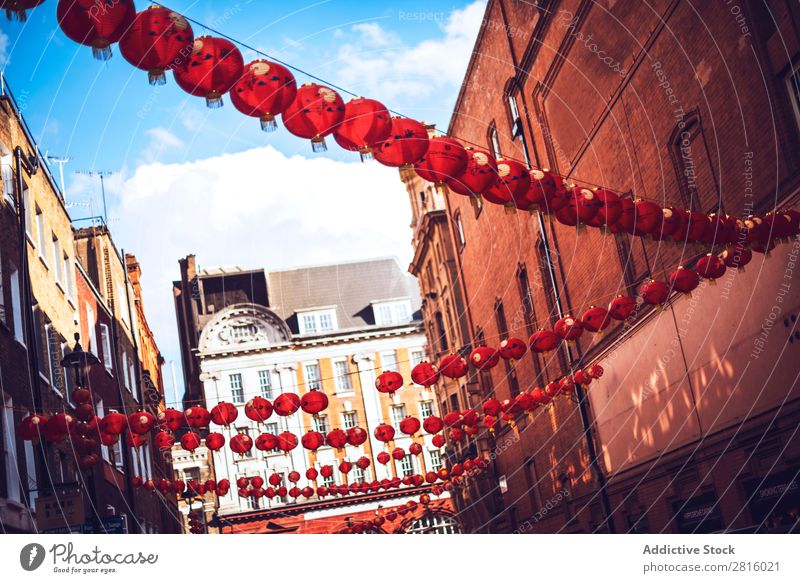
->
[173,256,458,533]
[0,77,176,533]
[406,0,800,533]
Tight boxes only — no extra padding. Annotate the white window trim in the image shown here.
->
[297,307,338,335]
[372,299,413,326]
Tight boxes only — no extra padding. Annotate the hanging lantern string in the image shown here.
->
[137,0,668,196]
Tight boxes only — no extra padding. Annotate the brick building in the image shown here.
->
[173,256,458,533]
[406,0,800,533]
[0,77,177,534]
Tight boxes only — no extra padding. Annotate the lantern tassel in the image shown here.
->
[260,115,277,132]
[504,204,517,215]
[359,147,373,162]
[312,136,328,153]
[206,92,224,109]
[148,69,167,86]
[6,8,27,21]
[91,45,113,61]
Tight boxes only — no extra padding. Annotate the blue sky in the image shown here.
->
[0,0,486,405]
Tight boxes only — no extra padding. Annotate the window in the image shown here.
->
[129,359,137,401]
[454,211,466,250]
[390,405,407,431]
[35,206,46,257]
[429,449,443,472]
[407,513,462,534]
[10,267,23,343]
[342,411,358,429]
[86,305,98,356]
[2,393,21,502]
[322,470,335,488]
[380,351,398,370]
[507,93,522,138]
[313,415,329,434]
[0,251,4,325]
[373,301,412,325]
[304,363,321,391]
[419,401,434,418]
[96,399,110,462]
[352,465,366,483]
[52,234,63,286]
[410,349,425,366]
[1,148,13,202]
[400,454,415,477]
[23,440,37,510]
[62,253,73,300]
[230,373,244,404]
[46,325,64,395]
[258,370,273,399]
[99,323,112,372]
[488,123,501,159]
[434,312,448,351]
[298,309,337,334]
[122,352,129,389]
[333,360,353,393]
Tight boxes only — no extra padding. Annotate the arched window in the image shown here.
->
[488,122,501,159]
[405,513,462,534]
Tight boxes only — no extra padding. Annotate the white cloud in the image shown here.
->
[107,146,412,404]
[140,127,185,164]
[334,1,487,102]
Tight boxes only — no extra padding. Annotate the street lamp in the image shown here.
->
[60,333,100,387]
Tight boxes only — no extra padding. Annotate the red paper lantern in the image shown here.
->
[632,200,663,236]
[515,392,535,412]
[608,295,637,320]
[641,280,670,306]
[529,329,560,352]
[409,442,423,455]
[301,390,329,415]
[527,168,566,212]
[449,428,465,441]
[373,117,429,167]
[680,211,712,244]
[301,430,325,452]
[411,362,439,386]
[205,432,225,452]
[119,6,194,85]
[180,431,201,452]
[555,316,583,341]
[414,136,468,185]
[288,486,301,499]
[230,59,297,131]
[57,0,136,60]
[470,346,500,370]
[255,433,278,451]
[306,468,319,481]
[267,474,281,486]
[422,415,444,434]
[374,423,395,443]
[587,364,604,379]
[721,244,752,270]
[126,411,155,435]
[355,456,371,471]
[544,381,560,399]
[445,148,498,197]
[653,207,683,240]
[346,426,368,447]
[483,398,502,417]
[438,354,469,379]
[498,337,527,361]
[18,414,48,441]
[229,433,253,456]
[669,267,700,294]
[99,432,119,447]
[613,197,637,234]
[581,306,611,333]
[399,416,421,436]
[556,186,600,227]
[154,431,175,449]
[100,411,126,435]
[184,406,211,428]
[173,36,244,108]
[390,447,405,461]
[159,408,184,431]
[377,451,391,465]
[288,470,301,483]
[432,434,446,448]
[277,431,299,452]
[483,159,531,208]
[583,189,622,229]
[326,429,347,449]
[72,388,92,404]
[338,461,352,475]
[273,393,301,416]
[244,396,273,423]
[210,402,238,427]
[333,97,392,160]
[696,254,727,280]
[443,411,462,427]
[531,387,551,407]
[43,414,73,443]
[283,83,346,152]
[375,371,404,394]
[573,369,592,385]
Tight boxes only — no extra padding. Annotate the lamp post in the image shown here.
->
[60,333,101,531]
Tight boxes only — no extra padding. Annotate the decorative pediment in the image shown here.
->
[199,304,292,354]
